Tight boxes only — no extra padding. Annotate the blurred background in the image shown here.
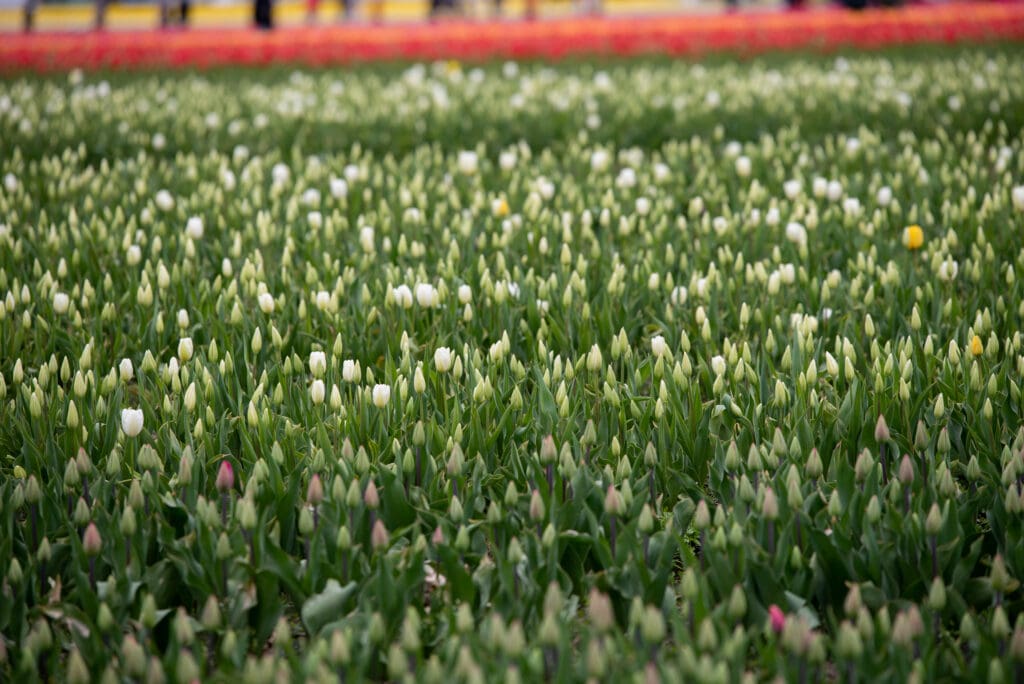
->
[2,0,924,33]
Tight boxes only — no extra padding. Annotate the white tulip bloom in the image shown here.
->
[827,180,843,202]
[258,292,275,314]
[301,188,321,206]
[372,384,391,408]
[309,351,327,378]
[178,337,194,362]
[127,245,142,265]
[458,284,472,304]
[155,189,174,211]
[330,177,348,199]
[785,222,807,246]
[735,156,752,177]
[272,163,290,184]
[186,216,204,240]
[121,408,144,437]
[651,335,668,358]
[876,186,893,206]
[315,290,331,311]
[53,292,70,314]
[711,355,727,377]
[616,168,637,189]
[1012,186,1024,212]
[783,179,802,199]
[636,197,651,216]
[415,283,439,308]
[457,151,479,175]
[393,285,413,309]
[310,379,325,405]
[937,258,959,281]
[119,358,134,382]
[434,347,453,373]
[499,150,517,171]
[359,226,375,253]
[591,149,610,172]
[342,359,358,383]
[812,177,828,198]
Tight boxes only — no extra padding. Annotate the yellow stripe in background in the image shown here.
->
[0,0,783,32]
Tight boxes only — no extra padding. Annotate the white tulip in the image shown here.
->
[434,347,453,373]
[1013,186,1024,212]
[309,351,327,378]
[178,337,194,362]
[272,163,290,184]
[155,189,174,211]
[876,186,893,206]
[458,285,472,304]
[616,168,637,189]
[651,335,667,358]
[783,179,802,200]
[258,292,275,314]
[393,285,413,309]
[315,291,331,311]
[372,384,391,408]
[827,180,843,202]
[342,359,358,383]
[310,379,325,405]
[938,258,959,281]
[735,156,751,177]
[330,177,348,199]
[121,408,144,437]
[785,222,807,246]
[301,188,321,206]
[415,283,439,308]
[711,355,727,377]
[119,358,134,382]
[457,151,478,175]
[186,216,204,240]
[812,177,828,198]
[53,292,69,314]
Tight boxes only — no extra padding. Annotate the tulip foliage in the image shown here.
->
[2,47,1024,683]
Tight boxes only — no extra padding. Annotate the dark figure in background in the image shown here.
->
[429,0,456,19]
[95,0,108,28]
[23,0,38,32]
[255,0,273,28]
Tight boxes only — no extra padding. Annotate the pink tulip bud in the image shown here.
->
[371,519,390,550]
[364,480,379,510]
[769,605,785,634]
[216,461,234,493]
[83,522,102,556]
[306,474,324,506]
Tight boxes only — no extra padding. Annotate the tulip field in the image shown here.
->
[3,45,1024,682]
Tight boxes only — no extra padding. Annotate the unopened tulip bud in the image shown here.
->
[216,461,234,492]
[364,480,379,509]
[83,522,102,556]
[306,474,323,506]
